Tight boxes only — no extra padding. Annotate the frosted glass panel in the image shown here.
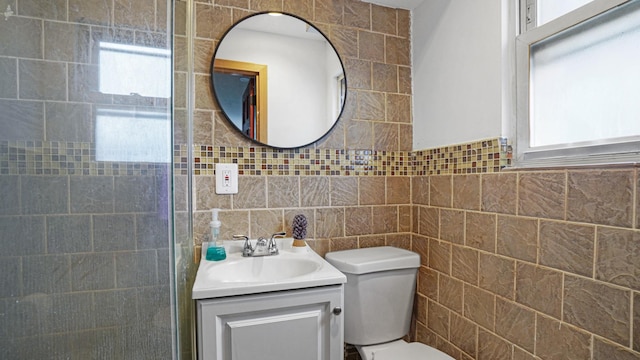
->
[538,0,593,25]
[0,0,177,358]
[530,1,640,147]
[96,108,171,163]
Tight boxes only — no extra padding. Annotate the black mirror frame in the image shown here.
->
[210,11,348,149]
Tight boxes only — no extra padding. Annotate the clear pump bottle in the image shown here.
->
[206,208,226,261]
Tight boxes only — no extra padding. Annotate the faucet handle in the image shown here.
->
[233,235,252,257]
[268,232,286,254]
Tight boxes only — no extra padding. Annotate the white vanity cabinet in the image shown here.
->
[196,285,344,360]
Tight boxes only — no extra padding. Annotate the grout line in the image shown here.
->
[559,270,565,323]
[297,175,301,208]
[494,212,498,254]
[633,169,638,229]
[515,171,520,216]
[629,294,634,355]
[478,173,483,211]
[533,311,538,356]
[536,218,540,265]
[449,175,453,208]
[564,170,569,221]
[593,227,598,280]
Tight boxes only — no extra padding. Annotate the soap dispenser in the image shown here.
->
[206,208,226,261]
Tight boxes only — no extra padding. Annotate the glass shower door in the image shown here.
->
[0,0,177,358]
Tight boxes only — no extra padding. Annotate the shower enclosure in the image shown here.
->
[0,0,183,358]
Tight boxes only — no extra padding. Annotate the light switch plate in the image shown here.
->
[215,163,238,194]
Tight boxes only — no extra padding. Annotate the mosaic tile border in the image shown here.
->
[175,138,511,176]
[413,138,512,175]
[176,145,413,176]
[0,141,168,176]
[1,138,510,176]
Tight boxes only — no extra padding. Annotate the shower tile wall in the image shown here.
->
[0,1,174,359]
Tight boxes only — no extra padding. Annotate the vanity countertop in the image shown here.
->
[192,238,346,299]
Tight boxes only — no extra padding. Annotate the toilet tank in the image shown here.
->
[325,247,420,346]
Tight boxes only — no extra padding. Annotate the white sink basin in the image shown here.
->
[192,238,346,299]
[204,256,322,283]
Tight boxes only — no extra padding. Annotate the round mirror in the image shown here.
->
[211,12,347,148]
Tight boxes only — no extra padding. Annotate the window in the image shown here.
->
[516,0,640,167]
[96,42,172,163]
[99,42,171,98]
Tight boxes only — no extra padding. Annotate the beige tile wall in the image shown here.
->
[178,2,640,360]
[178,0,414,249]
[175,0,412,150]
[414,168,640,360]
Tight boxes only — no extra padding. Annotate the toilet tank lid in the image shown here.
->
[325,246,420,274]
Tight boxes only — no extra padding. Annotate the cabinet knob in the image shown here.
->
[332,307,342,315]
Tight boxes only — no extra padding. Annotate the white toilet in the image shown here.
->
[325,246,454,360]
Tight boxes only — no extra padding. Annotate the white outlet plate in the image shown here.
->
[215,163,238,194]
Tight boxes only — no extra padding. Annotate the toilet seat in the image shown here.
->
[358,340,454,360]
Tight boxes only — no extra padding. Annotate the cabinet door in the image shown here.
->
[197,285,343,360]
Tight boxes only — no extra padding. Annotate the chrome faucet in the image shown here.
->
[236,232,286,257]
[267,231,286,254]
[233,235,252,257]
[252,237,271,256]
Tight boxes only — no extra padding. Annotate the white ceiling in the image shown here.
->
[360,0,425,10]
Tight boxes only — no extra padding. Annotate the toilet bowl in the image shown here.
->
[357,340,453,360]
[325,246,454,360]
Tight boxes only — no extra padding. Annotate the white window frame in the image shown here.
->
[515,0,640,167]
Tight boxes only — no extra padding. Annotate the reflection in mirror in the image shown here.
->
[214,59,268,141]
[212,12,346,148]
